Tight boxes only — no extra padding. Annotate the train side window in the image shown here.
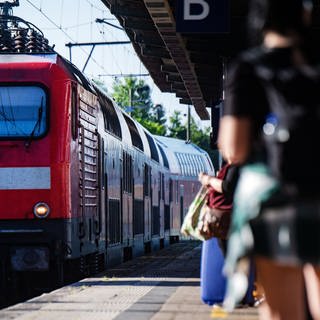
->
[160,173,164,200]
[123,151,133,193]
[123,114,143,151]
[144,164,150,197]
[145,132,159,162]
[157,144,169,169]
[71,83,78,140]
[158,172,161,201]
[98,95,122,139]
[176,180,179,203]
[169,179,173,202]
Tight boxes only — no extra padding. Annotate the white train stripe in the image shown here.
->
[0,167,51,190]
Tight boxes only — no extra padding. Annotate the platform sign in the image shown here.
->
[175,0,229,33]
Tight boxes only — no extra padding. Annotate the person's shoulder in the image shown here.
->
[231,47,265,67]
[228,47,265,76]
[239,46,266,64]
[229,46,283,83]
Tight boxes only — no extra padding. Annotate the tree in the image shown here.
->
[112,77,166,135]
[167,110,186,139]
[167,110,215,161]
[112,77,215,161]
[190,118,216,162]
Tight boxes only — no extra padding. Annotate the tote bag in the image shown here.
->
[180,186,209,241]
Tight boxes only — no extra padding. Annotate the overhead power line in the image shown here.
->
[24,0,112,76]
[65,41,131,72]
[98,73,150,77]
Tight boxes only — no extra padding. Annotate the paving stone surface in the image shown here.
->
[0,241,259,320]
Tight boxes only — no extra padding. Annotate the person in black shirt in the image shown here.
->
[218,0,320,319]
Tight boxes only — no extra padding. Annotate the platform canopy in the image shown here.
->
[100,0,320,120]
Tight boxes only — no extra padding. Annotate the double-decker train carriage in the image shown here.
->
[0,11,214,305]
[154,136,215,239]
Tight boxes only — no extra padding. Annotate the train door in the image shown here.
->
[180,184,184,226]
[159,172,165,240]
[169,178,173,233]
[164,174,171,238]
[143,164,151,243]
[122,151,133,250]
[102,139,108,249]
[106,143,122,259]
[96,133,104,242]
[151,170,160,238]
[119,149,123,245]
[170,178,182,238]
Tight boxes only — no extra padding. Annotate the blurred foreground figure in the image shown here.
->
[218,0,320,319]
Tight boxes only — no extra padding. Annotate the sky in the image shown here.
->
[11,0,210,128]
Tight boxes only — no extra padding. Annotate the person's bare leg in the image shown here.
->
[303,264,320,320]
[254,275,265,306]
[255,257,305,320]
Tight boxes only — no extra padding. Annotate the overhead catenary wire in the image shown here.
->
[22,0,156,100]
[90,2,93,40]
[24,0,110,76]
[42,21,93,31]
[76,0,80,40]
[95,22,124,75]
[97,73,150,77]
[59,0,64,29]
[84,0,104,14]
[95,19,147,75]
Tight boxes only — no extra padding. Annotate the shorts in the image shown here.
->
[250,200,320,265]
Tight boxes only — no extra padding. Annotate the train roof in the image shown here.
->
[0,53,95,92]
[0,16,212,174]
[0,53,57,63]
[0,53,214,173]
[154,136,214,177]
[92,81,165,165]
[0,53,164,164]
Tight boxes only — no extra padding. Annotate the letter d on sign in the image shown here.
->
[184,0,210,20]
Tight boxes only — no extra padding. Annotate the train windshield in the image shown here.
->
[0,86,47,139]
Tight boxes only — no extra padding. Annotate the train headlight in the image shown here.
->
[33,202,50,219]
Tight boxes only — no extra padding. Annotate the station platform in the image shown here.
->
[0,241,259,320]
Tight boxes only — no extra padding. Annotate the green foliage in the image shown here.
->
[140,119,167,136]
[167,110,215,161]
[191,119,215,161]
[112,77,167,135]
[111,76,215,162]
[167,111,186,139]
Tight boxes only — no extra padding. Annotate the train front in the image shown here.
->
[0,53,73,275]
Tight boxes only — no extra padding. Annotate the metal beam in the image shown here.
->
[65,41,130,48]
[65,41,131,71]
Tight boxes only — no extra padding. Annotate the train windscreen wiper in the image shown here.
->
[0,104,22,136]
[25,97,43,149]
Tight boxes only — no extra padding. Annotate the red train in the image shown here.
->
[0,13,214,303]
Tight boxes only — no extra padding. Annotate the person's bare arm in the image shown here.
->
[218,115,252,165]
[198,172,223,193]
